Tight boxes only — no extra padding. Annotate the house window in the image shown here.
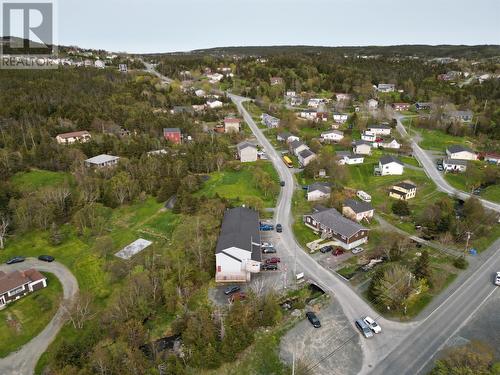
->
[217,266,221,272]
[8,286,24,296]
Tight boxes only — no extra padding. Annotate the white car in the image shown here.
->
[352,247,364,254]
[495,272,500,286]
[363,316,382,334]
[261,242,274,249]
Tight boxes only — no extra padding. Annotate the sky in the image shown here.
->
[11,0,500,53]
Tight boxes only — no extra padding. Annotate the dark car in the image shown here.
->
[224,286,241,295]
[276,224,283,233]
[38,255,55,262]
[262,247,277,254]
[333,248,345,256]
[319,245,332,253]
[261,264,278,271]
[306,311,321,328]
[6,256,25,265]
[280,181,285,187]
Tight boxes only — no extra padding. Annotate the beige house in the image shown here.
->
[56,130,91,144]
[389,182,417,200]
[342,199,374,222]
[224,117,241,133]
[353,141,372,155]
[237,142,258,162]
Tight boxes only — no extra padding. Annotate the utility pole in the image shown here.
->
[465,231,472,255]
[292,344,296,375]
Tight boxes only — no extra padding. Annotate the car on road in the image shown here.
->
[363,316,382,333]
[276,224,283,233]
[38,255,55,262]
[261,242,274,249]
[262,247,277,254]
[260,223,274,231]
[265,257,281,264]
[352,247,364,254]
[355,319,374,338]
[229,292,246,303]
[261,263,278,271]
[319,245,332,253]
[436,164,444,171]
[495,272,500,286]
[280,180,285,187]
[333,248,344,256]
[224,286,241,295]
[472,188,482,195]
[6,256,25,265]
[306,311,321,328]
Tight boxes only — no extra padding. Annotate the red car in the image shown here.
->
[265,257,281,264]
[333,248,344,256]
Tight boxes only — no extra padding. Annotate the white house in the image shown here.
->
[335,93,351,101]
[56,130,91,145]
[237,142,258,162]
[446,145,477,161]
[332,112,349,123]
[277,132,299,144]
[300,109,318,121]
[94,60,105,69]
[367,99,378,110]
[321,130,344,142]
[377,155,404,176]
[207,100,223,109]
[207,73,224,83]
[85,154,120,168]
[261,113,280,128]
[307,98,324,108]
[379,139,401,149]
[353,140,372,155]
[484,153,500,165]
[336,151,364,165]
[298,149,316,167]
[367,124,392,136]
[195,89,206,97]
[215,207,261,283]
[307,182,331,201]
[443,158,467,172]
[377,83,395,92]
[361,131,376,142]
[224,117,241,133]
[290,140,309,156]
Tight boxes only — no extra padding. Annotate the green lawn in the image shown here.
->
[11,169,72,192]
[0,273,63,358]
[445,173,500,204]
[291,190,318,248]
[408,126,476,152]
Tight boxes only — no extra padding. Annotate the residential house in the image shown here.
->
[367,99,379,110]
[289,140,309,156]
[353,140,372,155]
[379,139,401,149]
[207,99,223,109]
[94,60,105,69]
[224,117,241,133]
[290,96,303,106]
[270,77,284,86]
[367,124,392,136]
[484,153,500,165]
[55,130,91,145]
[446,145,477,160]
[336,151,364,165]
[0,269,47,310]
[118,64,127,73]
[356,190,372,202]
[194,89,206,97]
[307,182,331,201]
[237,142,258,162]
[85,154,120,168]
[300,109,318,121]
[377,83,395,92]
[335,93,351,101]
[298,149,316,167]
[171,106,194,115]
[342,199,374,222]
[163,128,182,144]
[277,132,299,143]
[447,110,473,123]
[215,207,262,283]
[307,98,324,108]
[333,112,349,123]
[443,158,467,172]
[389,182,417,200]
[286,90,296,97]
[321,130,344,142]
[392,102,411,111]
[261,113,280,128]
[303,207,369,250]
[377,155,404,176]
[415,102,432,110]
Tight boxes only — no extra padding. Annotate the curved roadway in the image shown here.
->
[0,258,79,375]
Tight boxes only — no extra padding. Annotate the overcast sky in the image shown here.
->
[33,0,500,53]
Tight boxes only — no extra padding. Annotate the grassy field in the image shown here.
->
[291,190,318,248]
[196,162,279,207]
[408,126,476,152]
[0,273,63,358]
[445,173,500,204]
[11,169,73,192]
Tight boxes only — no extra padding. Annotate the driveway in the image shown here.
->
[0,258,79,375]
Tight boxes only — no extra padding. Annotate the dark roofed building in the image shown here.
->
[0,269,47,310]
[342,199,374,222]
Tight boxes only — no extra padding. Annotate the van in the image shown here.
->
[355,319,374,338]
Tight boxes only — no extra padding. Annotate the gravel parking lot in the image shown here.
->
[280,301,363,375]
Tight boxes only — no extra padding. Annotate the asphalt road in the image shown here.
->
[395,114,500,213]
[142,60,173,84]
[0,258,79,375]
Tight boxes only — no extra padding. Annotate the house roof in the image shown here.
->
[343,199,373,214]
[290,140,306,150]
[447,144,474,154]
[0,269,45,295]
[56,130,90,139]
[393,182,417,190]
[443,158,467,166]
[278,131,292,139]
[379,155,403,166]
[308,182,331,195]
[308,208,367,238]
[368,124,391,130]
[215,207,261,261]
[237,141,257,151]
[299,149,315,159]
[449,110,473,117]
[224,117,240,123]
[322,130,344,136]
[85,154,120,164]
[354,140,372,147]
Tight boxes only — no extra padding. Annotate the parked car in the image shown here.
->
[260,223,274,231]
[6,256,25,265]
[276,224,283,233]
[265,257,281,264]
[355,319,374,338]
[229,292,247,303]
[495,271,500,286]
[352,247,364,254]
[436,164,444,171]
[261,242,274,249]
[333,248,344,256]
[319,245,332,253]
[472,188,482,195]
[38,255,55,262]
[262,247,277,254]
[261,264,278,271]
[224,286,241,295]
[280,180,285,187]
[306,311,321,328]
[363,316,382,333]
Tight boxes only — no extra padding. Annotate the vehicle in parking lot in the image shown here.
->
[6,256,25,265]
[260,223,274,231]
[265,257,281,264]
[355,319,374,338]
[38,255,55,262]
[229,292,247,303]
[261,263,278,271]
[319,245,332,253]
[333,248,344,256]
[261,242,274,249]
[352,247,364,254]
[495,271,500,286]
[262,247,277,254]
[276,224,283,233]
[224,285,241,295]
[280,180,285,187]
[363,316,382,333]
[306,311,321,328]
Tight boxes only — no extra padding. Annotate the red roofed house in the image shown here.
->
[0,269,47,310]
[223,117,241,133]
[55,130,91,145]
[392,103,411,111]
[484,153,500,165]
[163,128,182,144]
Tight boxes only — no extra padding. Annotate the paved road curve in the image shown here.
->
[0,258,79,375]
[395,115,500,213]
